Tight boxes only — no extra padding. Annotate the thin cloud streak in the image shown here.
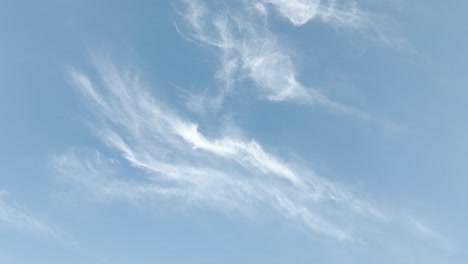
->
[0,190,103,260]
[56,58,385,241]
[408,216,455,251]
[0,190,58,237]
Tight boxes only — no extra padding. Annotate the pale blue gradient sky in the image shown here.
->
[1,1,467,263]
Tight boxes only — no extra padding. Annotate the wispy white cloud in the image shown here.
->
[257,0,368,28]
[176,0,369,119]
[54,58,387,241]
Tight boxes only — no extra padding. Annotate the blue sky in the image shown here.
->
[1,0,468,263]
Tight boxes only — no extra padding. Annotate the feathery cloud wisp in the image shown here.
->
[54,58,384,241]
[177,0,369,119]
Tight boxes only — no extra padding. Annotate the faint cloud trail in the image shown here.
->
[0,190,58,236]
